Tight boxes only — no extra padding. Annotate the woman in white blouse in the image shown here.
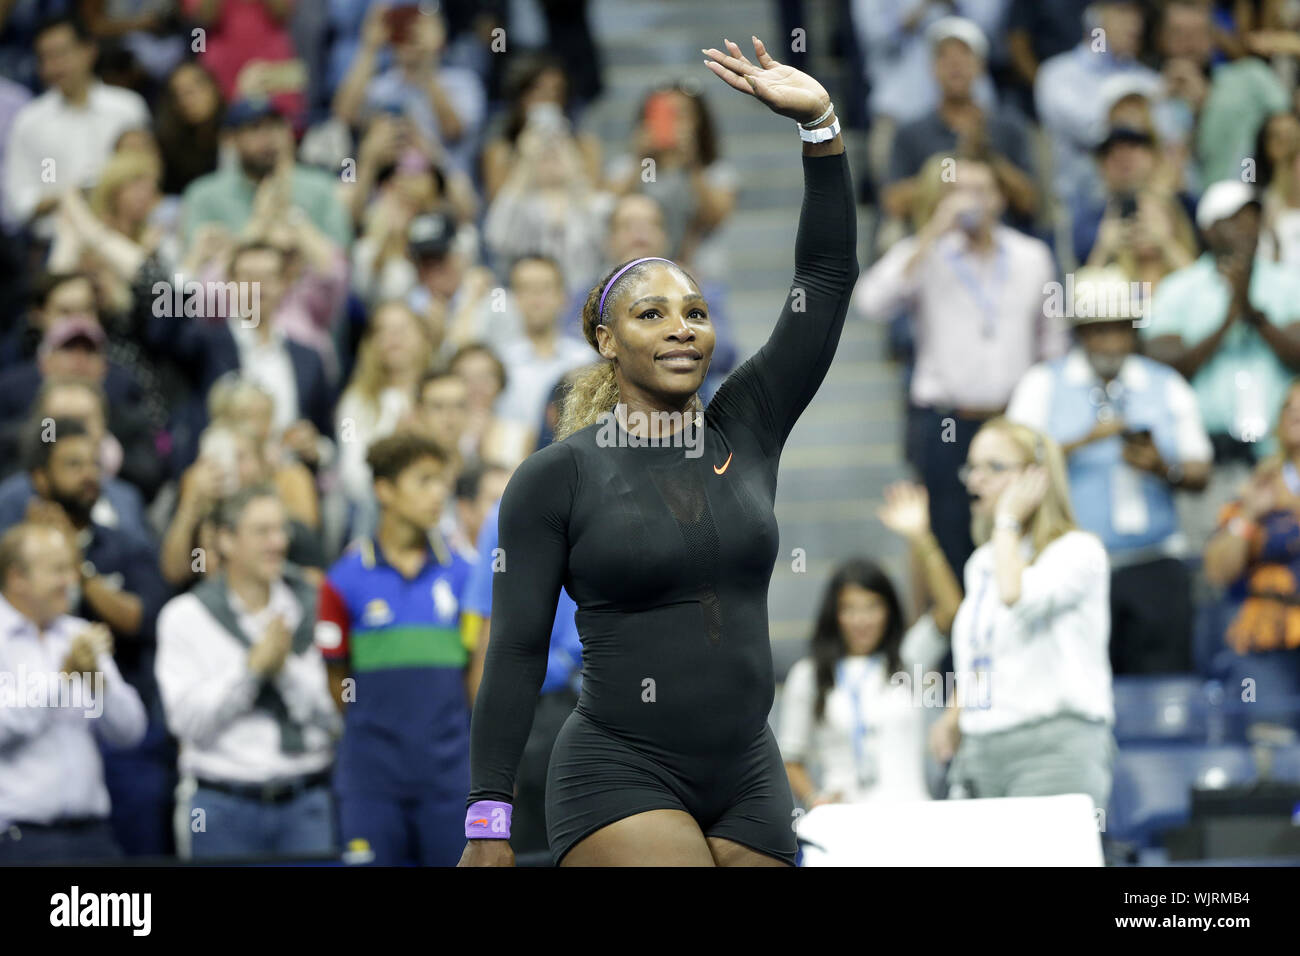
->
[930,418,1116,810]
[779,559,949,808]
[335,300,434,539]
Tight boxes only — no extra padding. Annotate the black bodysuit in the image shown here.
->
[468,151,859,864]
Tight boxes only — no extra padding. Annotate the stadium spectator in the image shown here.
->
[853,155,1065,573]
[2,14,150,232]
[1143,179,1300,548]
[181,0,306,128]
[849,0,1002,184]
[930,419,1115,811]
[483,107,613,295]
[605,81,737,277]
[410,367,471,469]
[139,240,336,474]
[180,97,351,249]
[883,17,1038,228]
[1071,124,1197,285]
[332,2,485,178]
[448,343,531,467]
[779,558,949,808]
[20,416,173,856]
[0,312,161,501]
[154,61,225,197]
[0,378,150,541]
[207,374,320,532]
[1005,0,1093,110]
[1256,110,1300,266]
[315,432,473,866]
[336,300,434,540]
[446,458,509,560]
[0,523,146,863]
[1203,378,1300,732]
[1157,0,1290,185]
[159,422,326,588]
[156,485,338,860]
[1035,0,1158,207]
[1007,267,1213,674]
[480,54,602,202]
[493,255,594,440]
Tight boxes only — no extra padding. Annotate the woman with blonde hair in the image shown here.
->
[336,300,434,538]
[930,417,1116,811]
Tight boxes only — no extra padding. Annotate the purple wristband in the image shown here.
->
[465,801,512,839]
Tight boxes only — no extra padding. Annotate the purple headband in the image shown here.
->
[598,257,675,321]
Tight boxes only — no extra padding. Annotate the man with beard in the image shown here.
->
[19,417,174,857]
[180,98,351,250]
[1007,267,1212,674]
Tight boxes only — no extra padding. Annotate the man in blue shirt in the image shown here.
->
[1008,267,1212,673]
[463,502,581,864]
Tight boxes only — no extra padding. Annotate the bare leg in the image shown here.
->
[706,836,792,867]
[559,810,715,866]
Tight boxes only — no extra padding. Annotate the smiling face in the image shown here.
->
[595,263,715,407]
[220,495,288,586]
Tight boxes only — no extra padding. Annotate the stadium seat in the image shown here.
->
[1111,676,1220,744]
[1107,744,1256,848]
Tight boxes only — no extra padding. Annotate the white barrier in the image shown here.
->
[796,794,1104,866]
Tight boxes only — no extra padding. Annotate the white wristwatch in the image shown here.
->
[797,117,840,143]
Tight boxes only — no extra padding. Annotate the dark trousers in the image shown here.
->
[0,819,122,864]
[514,687,580,865]
[1109,558,1193,674]
[916,407,982,576]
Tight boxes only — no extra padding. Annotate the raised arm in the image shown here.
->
[702,37,859,452]
[460,441,576,866]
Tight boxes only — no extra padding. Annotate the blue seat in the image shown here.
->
[1107,744,1256,848]
[1112,676,1218,744]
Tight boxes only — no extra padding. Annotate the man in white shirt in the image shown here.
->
[854,157,1065,574]
[0,522,146,863]
[156,486,339,860]
[495,255,595,435]
[2,15,149,231]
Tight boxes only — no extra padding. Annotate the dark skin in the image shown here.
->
[1147,205,1300,379]
[459,34,839,868]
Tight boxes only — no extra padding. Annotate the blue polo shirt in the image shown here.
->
[316,534,472,799]
[465,505,582,696]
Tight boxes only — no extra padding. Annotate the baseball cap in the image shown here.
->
[1068,266,1143,326]
[407,211,457,259]
[1095,124,1155,155]
[1099,73,1164,115]
[1195,180,1260,232]
[40,315,106,354]
[223,97,280,129]
[926,17,989,60]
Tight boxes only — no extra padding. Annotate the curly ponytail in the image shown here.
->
[555,257,701,441]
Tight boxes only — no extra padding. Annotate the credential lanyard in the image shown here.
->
[943,239,1008,340]
[837,655,879,787]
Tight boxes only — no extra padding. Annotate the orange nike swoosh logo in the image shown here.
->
[714,452,733,475]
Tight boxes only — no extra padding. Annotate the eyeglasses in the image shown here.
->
[958,461,1022,483]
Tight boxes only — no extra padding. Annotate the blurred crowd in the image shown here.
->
[0,0,1298,865]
